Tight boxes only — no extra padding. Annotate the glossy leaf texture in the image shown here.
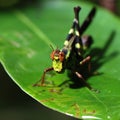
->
[0,0,120,119]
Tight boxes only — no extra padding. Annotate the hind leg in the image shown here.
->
[73,7,83,56]
[64,6,81,47]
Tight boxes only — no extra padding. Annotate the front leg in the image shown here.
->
[33,67,53,86]
[75,71,92,90]
[75,71,99,92]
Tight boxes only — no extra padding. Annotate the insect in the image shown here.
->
[34,6,97,91]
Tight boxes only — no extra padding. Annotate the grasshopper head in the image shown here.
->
[50,49,65,72]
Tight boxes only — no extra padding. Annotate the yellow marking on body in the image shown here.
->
[64,40,69,46]
[80,61,82,65]
[75,31,80,36]
[74,18,78,23]
[78,52,81,56]
[54,56,59,60]
[75,43,81,49]
[69,28,74,34]
[52,60,62,72]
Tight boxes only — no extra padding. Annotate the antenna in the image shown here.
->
[49,44,55,51]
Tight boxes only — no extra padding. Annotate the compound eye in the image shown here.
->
[50,51,55,60]
[59,52,65,62]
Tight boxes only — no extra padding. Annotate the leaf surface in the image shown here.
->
[0,0,120,119]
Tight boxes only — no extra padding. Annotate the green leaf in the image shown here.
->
[0,0,120,119]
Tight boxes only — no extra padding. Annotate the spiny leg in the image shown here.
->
[75,71,92,90]
[75,71,99,92]
[73,7,96,58]
[33,67,53,86]
[64,6,81,47]
[79,7,96,35]
[72,6,83,56]
[74,6,81,24]
[73,6,81,33]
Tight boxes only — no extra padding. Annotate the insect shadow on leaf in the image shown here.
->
[90,31,118,73]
